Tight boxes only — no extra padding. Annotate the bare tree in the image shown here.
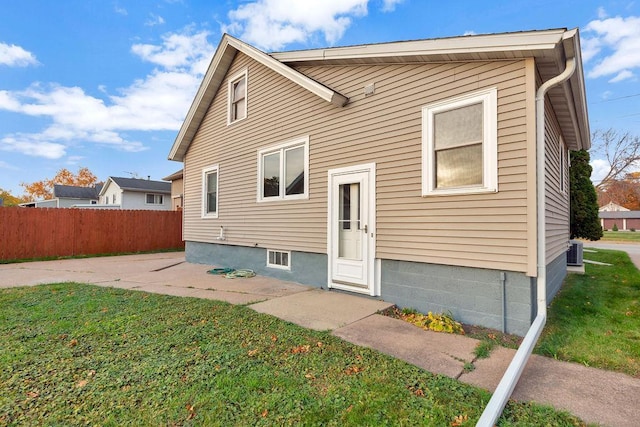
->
[591,129,640,190]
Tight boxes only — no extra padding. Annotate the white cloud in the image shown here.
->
[114,5,128,15]
[590,158,610,184]
[0,28,214,159]
[145,13,165,27]
[381,0,404,12]
[463,31,477,36]
[582,13,640,79]
[597,7,608,19]
[0,42,38,67]
[0,135,67,159]
[222,0,369,51]
[131,30,211,73]
[608,69,635,83]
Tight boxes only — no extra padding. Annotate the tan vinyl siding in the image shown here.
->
[183,53,534,273]
[544,96,570,263]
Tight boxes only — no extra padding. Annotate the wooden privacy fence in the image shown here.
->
[0,207,184,261]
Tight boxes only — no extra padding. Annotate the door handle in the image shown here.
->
[362,224,368,234]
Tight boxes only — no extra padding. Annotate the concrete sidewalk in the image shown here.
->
[2,253,639,426]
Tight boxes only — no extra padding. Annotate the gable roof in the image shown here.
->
[168,34,348,161]
[169,28,589,162]
[53,184,100,200]
[100,177,171,195]
[162,169,183,181]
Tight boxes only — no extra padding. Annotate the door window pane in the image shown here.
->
[338,183,361,260]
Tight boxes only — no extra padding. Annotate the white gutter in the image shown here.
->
[476,56,577,427]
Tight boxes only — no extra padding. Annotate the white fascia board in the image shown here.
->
[272,29,566,62]
[98,178,114,197]
[226,36,348,106]
[168,36,234,161]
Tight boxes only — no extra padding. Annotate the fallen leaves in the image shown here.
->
[185,404,196,420]
[344,365,365,375]
[451,414,468,426]
[290,345,310,354]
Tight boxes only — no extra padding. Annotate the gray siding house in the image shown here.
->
[21,184,102,208]
[99,177,172,211]
[168,29,590,335]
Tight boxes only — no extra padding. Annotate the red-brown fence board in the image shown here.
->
[0,207,184,261]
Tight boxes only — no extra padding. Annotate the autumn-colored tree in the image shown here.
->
[0,188,28,206]
[597,173,640,210]
[21,167,98,201]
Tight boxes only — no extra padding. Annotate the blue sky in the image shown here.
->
[1,0,639,197]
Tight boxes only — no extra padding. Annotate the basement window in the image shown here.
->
[267,249,291,270]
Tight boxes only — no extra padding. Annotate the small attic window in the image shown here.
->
[228,70,247,125]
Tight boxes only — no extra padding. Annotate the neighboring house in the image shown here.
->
[600,211,640,231]
[599,201,629,212]
[598,202,639,230]
[168,29,590,335]
[162,170,184,210]
[98,177,171,210]
[20,184,102,208]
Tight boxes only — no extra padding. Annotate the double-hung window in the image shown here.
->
[228,70,247,124]
[146,194,163,204]
[202,165,219,218]
[258,136,309,201]
[422,87,498,196]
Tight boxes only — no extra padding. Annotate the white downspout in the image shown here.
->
[476,56,576,427]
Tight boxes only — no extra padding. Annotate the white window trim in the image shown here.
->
[257,136,309,202]
[227,69,248,126]
[202,164,219,218]
[266,249,291,270]
[421,87,498,196]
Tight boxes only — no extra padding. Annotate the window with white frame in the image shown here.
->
[422,87,498,196]
[228,70,247,124]
[146,194,164,204]
[267,249,290,270]
[202,165,219,218]
[258,136,309,201]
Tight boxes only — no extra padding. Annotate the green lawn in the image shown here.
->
[600,230,640,242]
[0,284,585,426]
[535,249,640,377]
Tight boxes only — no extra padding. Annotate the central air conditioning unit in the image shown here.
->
[567,240,583,266]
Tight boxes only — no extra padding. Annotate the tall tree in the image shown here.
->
[591,129,640,190]
[597,175,640,210]
[570,150,603,240]
[0,188,27,206]
[21,167,98,201]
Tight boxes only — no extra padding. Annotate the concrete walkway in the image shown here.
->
[2,252,639,426]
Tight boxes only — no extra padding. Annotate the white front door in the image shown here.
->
[328,163,376,295]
